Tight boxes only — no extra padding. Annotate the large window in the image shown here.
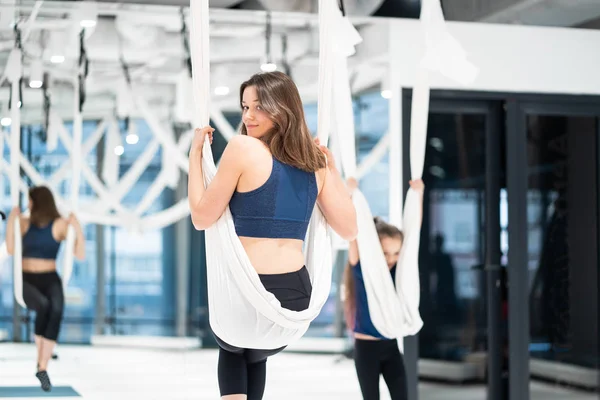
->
[102,118,175,337]
[354,92,390,218]
[0,117,178,343]
[1,138,14,338]
[0,121,100,343]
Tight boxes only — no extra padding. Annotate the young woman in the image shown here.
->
[343,178,424,400]
[187,71,358,400]
[6,186,86,392]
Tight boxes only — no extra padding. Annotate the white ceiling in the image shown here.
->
[0,1,390,125]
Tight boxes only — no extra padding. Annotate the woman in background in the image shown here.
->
[343,178,424,400]
[7,186,85,392]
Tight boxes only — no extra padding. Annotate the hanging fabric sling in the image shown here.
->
[333,0,479,341]
[60,42,85,292]
[188,0,337,350]
[8,43,26,309]
[326,7,421,340]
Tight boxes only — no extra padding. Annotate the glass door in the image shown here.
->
[403,94,506,400]
[510,102,600,399]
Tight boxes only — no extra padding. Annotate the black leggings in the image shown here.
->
[216,266,312,400]
[22,271,64,341]
[354,338,408,400]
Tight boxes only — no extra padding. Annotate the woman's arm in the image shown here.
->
[67,214,86,261]
[345,178,360,265]
[315,143,358,241]
[188,128,246,230]
[5,207,19,255]
[410,179,425,228]
[348,239,359,266]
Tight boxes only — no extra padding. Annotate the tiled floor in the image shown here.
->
[0,343,596,399]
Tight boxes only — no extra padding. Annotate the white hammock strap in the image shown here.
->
[62,64,85,290]
[8,44,25,308]
[327,7,428,338]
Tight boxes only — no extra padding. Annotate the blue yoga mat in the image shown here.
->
[0,386,80,397]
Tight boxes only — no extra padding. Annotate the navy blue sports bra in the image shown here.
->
[22,220,61,260]
[229,157,318,240]
[352,260,397,339]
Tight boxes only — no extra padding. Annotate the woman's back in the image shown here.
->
[5,186,86,275]
[21,217,65,273]
[232,136,325,274]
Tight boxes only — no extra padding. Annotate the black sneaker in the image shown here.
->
[35,370,52,392]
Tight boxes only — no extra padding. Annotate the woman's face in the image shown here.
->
[241,85,274,139]
[380,235,403,269]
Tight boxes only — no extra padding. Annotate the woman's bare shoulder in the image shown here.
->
[226,135,271,164]
[52,218,68,241]
[223,135,268,161]
[227,134,263,150]
[54,217,68,226]
[18,216,30,235]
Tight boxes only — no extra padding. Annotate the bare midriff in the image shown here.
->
[239,236,305,275]
[22,258,57,274]
[353,332,381,341]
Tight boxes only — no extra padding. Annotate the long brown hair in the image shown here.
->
[343,217,404,330]
[239,71,326,172]
[29,186,61,227]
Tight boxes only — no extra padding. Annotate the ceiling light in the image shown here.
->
[114,145,124,156]
[214,86,230,96]
[47,30,67,64]
[380,72,391,99]
[76,2,98,29]
[260,62,277,72]
[126,133,139,145]
[125,119,140,144]
[29,59,44,89]
[80,19,97,28]
[1,117,11,127]
[50,55,65,64]
[126,122,139,145]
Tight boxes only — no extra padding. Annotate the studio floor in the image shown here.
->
[0,343,596,399]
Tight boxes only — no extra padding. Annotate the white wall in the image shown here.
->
[391,18,600,96]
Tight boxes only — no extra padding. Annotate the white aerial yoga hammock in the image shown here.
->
[61,70,85,292]
[8,46,25,309]
[189,0,336,350]
[329,8,421,339]
[333,0,478,341]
